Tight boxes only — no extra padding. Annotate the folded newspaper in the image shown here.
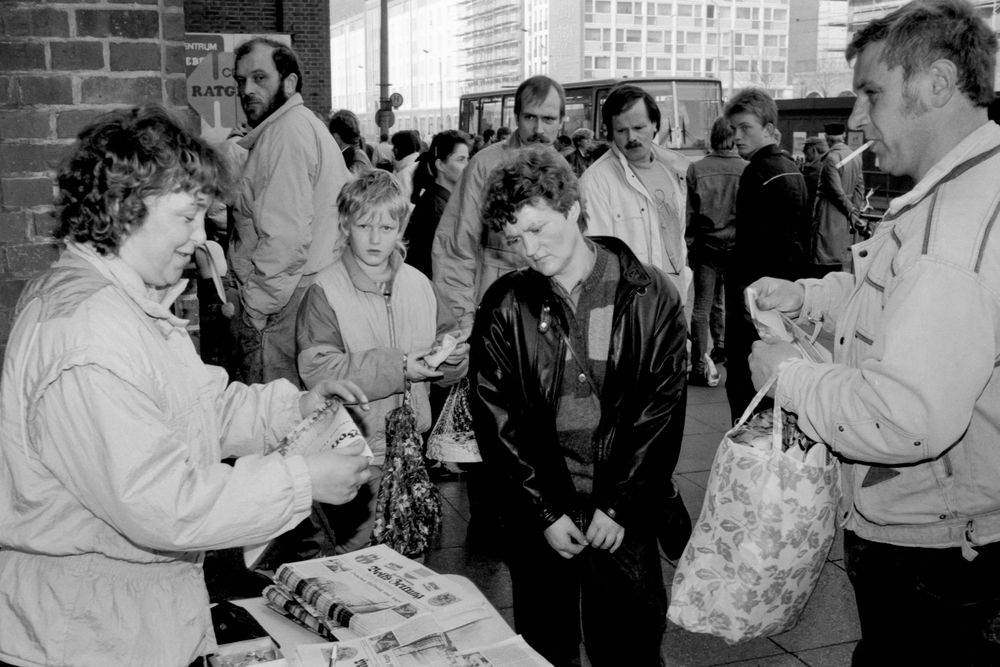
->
[244,399,374,569]
[271,544,486,638]
[295,615,547,667]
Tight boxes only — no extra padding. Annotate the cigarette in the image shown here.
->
[836,140,874,169]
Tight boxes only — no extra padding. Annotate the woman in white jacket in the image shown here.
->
[0,105,372,667]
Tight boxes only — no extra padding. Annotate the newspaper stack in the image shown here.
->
[295,616,550,667]
[263,544,491,639]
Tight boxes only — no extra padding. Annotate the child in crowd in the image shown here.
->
[296,170,467,553]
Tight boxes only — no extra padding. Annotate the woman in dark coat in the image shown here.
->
[405,130,471,278]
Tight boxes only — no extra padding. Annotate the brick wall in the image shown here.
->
[0,0,187,360]
[185,0,332,119]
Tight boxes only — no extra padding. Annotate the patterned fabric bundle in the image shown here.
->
[372,391,442,557]
[426,378,481,463]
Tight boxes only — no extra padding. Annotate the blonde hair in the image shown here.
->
[336,169,410,258]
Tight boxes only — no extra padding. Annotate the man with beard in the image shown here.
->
[432,74,566,337]
[579,84,691,303]
[431,75,565,552]
[229,37,350,385]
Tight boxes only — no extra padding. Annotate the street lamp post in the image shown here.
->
[423,49,444,133]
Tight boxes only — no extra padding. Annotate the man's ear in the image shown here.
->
[282,73,298,97]
[927,59,958,109]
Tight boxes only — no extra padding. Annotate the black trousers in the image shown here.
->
[505,519,666,667]
[844,530,1000,666]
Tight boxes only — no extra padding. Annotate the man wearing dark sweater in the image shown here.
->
[724,88,810,421]
[470,147,688,666]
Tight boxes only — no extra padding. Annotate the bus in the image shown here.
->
[459,77,724,158]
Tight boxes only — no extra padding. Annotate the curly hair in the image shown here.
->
[481,147,586,233]
[55,105,230,256]
[337,169,411,258]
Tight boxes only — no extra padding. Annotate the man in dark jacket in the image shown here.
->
[812,123,865,275]
[724,87,810,421]
[470,147,687,667]
[686,115,747,385]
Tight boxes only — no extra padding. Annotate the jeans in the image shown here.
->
[227,282,308,387]
[690,252,726,377]
[505,510,666,667]
[844,530,1000,666]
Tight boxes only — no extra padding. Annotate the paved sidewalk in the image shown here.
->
[426,368,861,666]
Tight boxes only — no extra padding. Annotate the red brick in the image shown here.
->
[81,77,162,105]
[162,11,185,42]
[110,42,161,71]
[0,143,67,175]
[0,8,70,38]
[31,210,62,239]
[17,76,73,105]
[57,109,106,139]
[0,110,51,140]
[1,177,55,208]
[166,76,187,107]
[0,41,45,71]
[4,242,60,278]
[76,10,159,39]
[165,44,185,74]
[50,41,105,71]
[0,211,31,244]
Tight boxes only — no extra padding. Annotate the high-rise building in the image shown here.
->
[788,0,854,97]
[524,0,795,97]
[460,0,525,92]
[330,0,464,140]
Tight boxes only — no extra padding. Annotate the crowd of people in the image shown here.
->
[1,1,999,666]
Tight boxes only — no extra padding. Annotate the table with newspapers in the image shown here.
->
[225,544,551,667]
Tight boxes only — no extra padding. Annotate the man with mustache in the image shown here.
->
[579,84,691,303]
[432,75,565,551]
[229,38,350,386]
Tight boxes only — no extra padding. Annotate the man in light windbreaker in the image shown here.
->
[749,1,1000,663]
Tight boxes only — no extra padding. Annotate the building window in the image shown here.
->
[705,57,714,73]
[647,30,662,43]
[744,33,758,46]
[772,60,785,73]
[736,7,751,19]
[617,1,632,14]
[595,56,610,68]
[677,4,693,17]
[735,59,749,72]
[765,34,778,47]
[585,28,602,40]
[686,31,701,44]
[626,29,641,42]
[595,0,611,12]
[774,8,787,21]
[617,56,632,69]
[658,2,671,15]
[676,58,692,71]
[657,57,671,69]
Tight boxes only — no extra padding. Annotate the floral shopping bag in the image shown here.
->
[667,376,840,644]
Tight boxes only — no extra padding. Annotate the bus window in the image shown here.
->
[562,91,593,135]
[673,81,721,152]
[501,94,516,131]
[480,97,503,135]
[460,99,475,136]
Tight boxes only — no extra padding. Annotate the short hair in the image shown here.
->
[234,37,304,93]
[601,84,661,135]
[847,0,996,108]
[482,128,495,143]
[513,75,566,118]
[411,129,471,203]
[481,147,585,233]
[56,105,229,256]
[329,109,362,145]
[571,127,594,148]
[709,115,736,152]
[804,136,829,154]
[723,87,778,128]
[495,126,511,140]
[390,130,420,158]
[337,169,410,257]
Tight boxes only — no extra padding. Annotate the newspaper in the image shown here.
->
[262,584,339,640]
[244,399,374,569]
[274,544,484,637]
[295,615,548,667]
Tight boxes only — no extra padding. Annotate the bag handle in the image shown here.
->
[732,374,783,453]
